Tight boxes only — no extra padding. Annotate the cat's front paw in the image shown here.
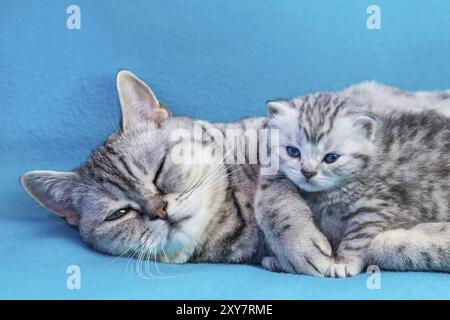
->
[299,233,334,276]
[280,233,334,276]
[309,232,333,258]
[300,252,334,276]
[283,240,334,276]
[261,256,283,272]
[325,260,363,278]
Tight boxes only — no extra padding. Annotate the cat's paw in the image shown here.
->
[281,233,334,276]
[309,233,333,258]
[325,261,363,278]
[283,241,334,276]
[300,252,334,277]
[299,233,334,276]
[261,256,283,272]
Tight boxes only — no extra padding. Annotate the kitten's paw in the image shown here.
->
[299,233,334,276]
[300,253,334,277]
[261,256,283,272]
[283,234,334,276]
[310,234,333,258]
[326,261,363,278]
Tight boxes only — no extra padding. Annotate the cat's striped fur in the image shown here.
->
[21,74,450,276]
[257,83,450,277]
[21,70,270,266]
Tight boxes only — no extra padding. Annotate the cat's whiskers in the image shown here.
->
[131,240,145,277]
[177,168,246,216]
[130,230,154,278]
[106,245,134,267]
[176,175,199,200]
[126,241,143,275]
[160,243,178,267]
[143,235,159,278]
[176,173,205,202]
[136,233,153,278]
[196,167,248,194]
[178,160,235,203]
[143,239,156,278]
[175,146,237,202]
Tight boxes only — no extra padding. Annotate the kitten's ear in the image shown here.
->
[116,70,171,130]
[266,100,293,117]
[20,171,81,226]
[353,114,378,142]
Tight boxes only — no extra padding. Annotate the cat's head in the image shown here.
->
[267,93,378,192]
[21,70,228,263]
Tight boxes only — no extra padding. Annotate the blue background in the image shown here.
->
[1,0,450,299]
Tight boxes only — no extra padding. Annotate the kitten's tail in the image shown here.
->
[367,222,450,272]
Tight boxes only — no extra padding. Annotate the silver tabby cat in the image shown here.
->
[256,82,450,277]
[21,70,270,265]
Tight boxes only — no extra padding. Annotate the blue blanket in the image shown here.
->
[1,0,450,299]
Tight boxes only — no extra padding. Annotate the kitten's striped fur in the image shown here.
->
[257,82,450,277]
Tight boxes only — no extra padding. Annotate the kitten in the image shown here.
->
[342,81,450,117]
[21,70,271,266]
[256,83,450,277]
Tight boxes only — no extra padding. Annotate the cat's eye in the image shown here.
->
[106,208,131,221]
[153,154,167,194]
[323,153,340,164]
[286,146,301,158]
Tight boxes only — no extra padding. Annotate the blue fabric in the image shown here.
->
[1,0,450,299]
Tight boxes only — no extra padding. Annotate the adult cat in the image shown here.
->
[21,70,271,265]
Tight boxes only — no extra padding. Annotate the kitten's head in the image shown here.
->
[267,93,378,192]
[21,70,228,263]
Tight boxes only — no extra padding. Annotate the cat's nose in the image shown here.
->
[143,198,168,220]
[154,201,167,220]
[301,169,317,179]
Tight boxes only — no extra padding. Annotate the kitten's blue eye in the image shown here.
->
[286,146,301,158]
[323,153,340,164]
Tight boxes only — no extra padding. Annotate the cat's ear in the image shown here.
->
[353,114,378,142]
[116,70,171,130]
[20,171,81,226]
[266,100,293,117]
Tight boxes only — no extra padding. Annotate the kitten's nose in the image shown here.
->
[301,169,317,179]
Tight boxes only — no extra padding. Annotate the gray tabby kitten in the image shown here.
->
[256,83,450,277]
[21,70,271,265]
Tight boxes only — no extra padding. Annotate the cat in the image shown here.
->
[342,81,450,117]
[256,82,450,277]
[21,70,272,266]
